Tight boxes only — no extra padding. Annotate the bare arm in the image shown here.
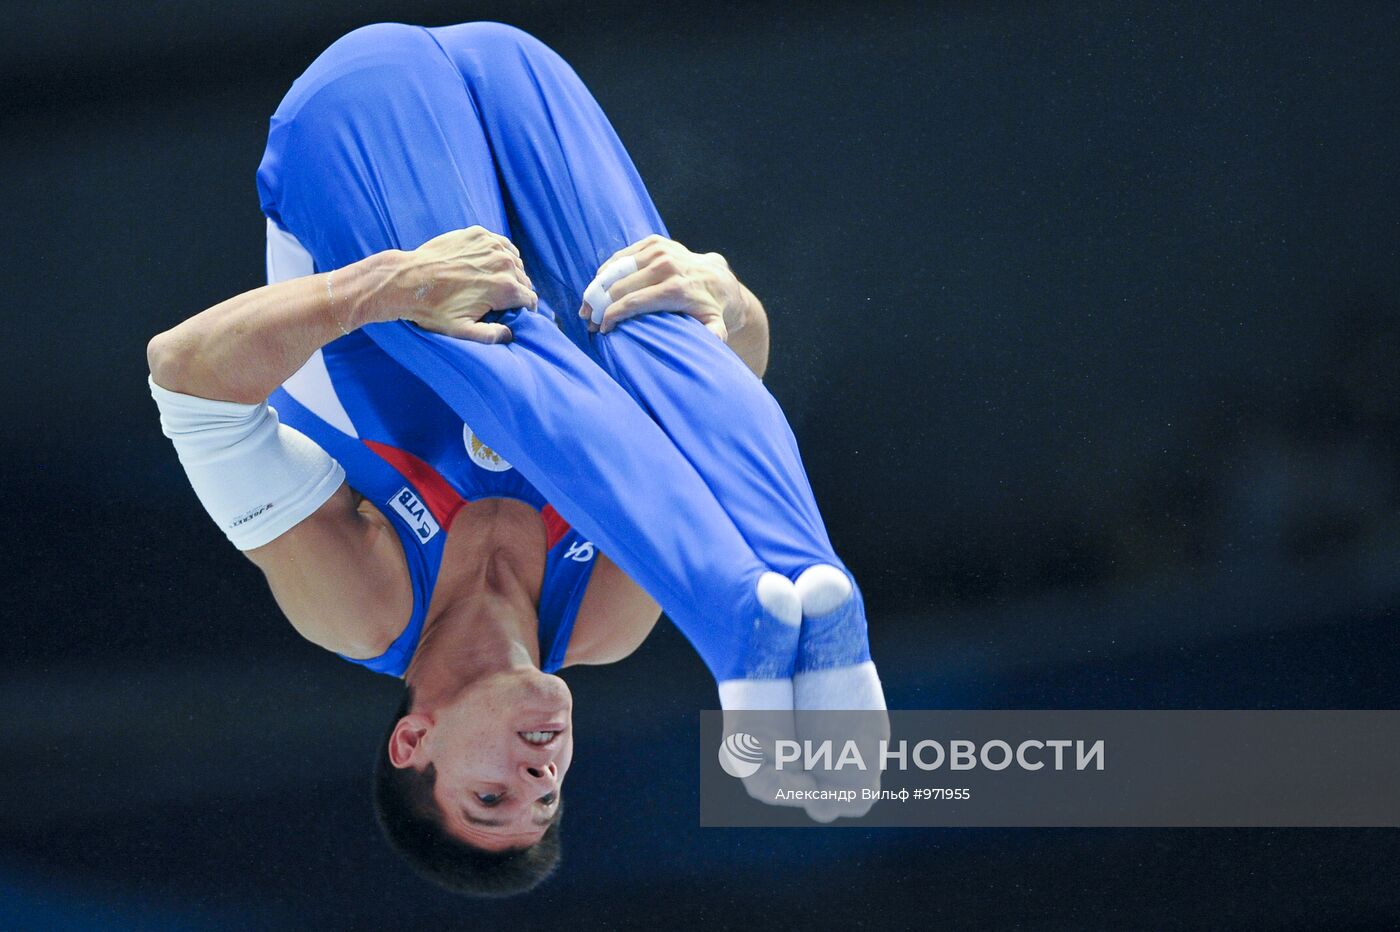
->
[147,226,537,655]
[147,226,535,402]
[562,553,662,666]
[723,281,771,379]
[250,485,414,658]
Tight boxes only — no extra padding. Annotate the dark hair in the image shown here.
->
[373,687,562,897]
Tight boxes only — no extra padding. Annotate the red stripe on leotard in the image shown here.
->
[541,504,571,549]
[362,439,467,531]
[363,438,570,545]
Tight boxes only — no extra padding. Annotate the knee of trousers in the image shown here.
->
[707,571,802,682]
[794,565,872,672]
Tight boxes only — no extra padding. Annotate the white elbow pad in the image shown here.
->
[148,376,344,550]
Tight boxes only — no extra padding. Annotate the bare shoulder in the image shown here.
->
[245,482,413,658]
[561,553,662,666]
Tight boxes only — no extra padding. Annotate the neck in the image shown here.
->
[403,547,541,710]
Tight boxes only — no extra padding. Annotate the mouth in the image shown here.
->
[518,728,563,746]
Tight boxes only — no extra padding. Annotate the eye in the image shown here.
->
[539,792,557,806]
[476,792,503,807]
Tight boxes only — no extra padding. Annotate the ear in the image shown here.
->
[387,712,432,769]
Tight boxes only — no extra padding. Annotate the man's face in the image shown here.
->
[422,667,573,851]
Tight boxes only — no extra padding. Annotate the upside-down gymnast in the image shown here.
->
[146,22,885,896]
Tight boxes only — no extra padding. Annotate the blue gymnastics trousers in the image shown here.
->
[256,21,869,683]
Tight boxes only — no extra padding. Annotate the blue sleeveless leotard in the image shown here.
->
[270,330,595,676]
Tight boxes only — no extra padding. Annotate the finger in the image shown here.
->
[494,278,537,312]
[604,263,668,303]
[450,321,513,345]
[598,283,682,332]
[581,258,640,325]
[586,248,690,324]
[602,233,668,268]
[503,250,526,276]
[495,234,521,260]
[583,278,612,325]
[580,302,602,328]
[596,255,639,291]
[487,247,525,277]
[705,317,729,343]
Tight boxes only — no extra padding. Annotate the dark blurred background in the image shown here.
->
[4,0,1400,928]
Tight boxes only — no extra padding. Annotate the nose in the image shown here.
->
[519,760,559,792]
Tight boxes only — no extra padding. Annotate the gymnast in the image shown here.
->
[146,22,885,896]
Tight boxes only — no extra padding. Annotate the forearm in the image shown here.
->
[725,282,770,379]
[146,251,399,403]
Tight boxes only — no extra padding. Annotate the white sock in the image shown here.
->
[717,678,792,711]
[793,661,886,712]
